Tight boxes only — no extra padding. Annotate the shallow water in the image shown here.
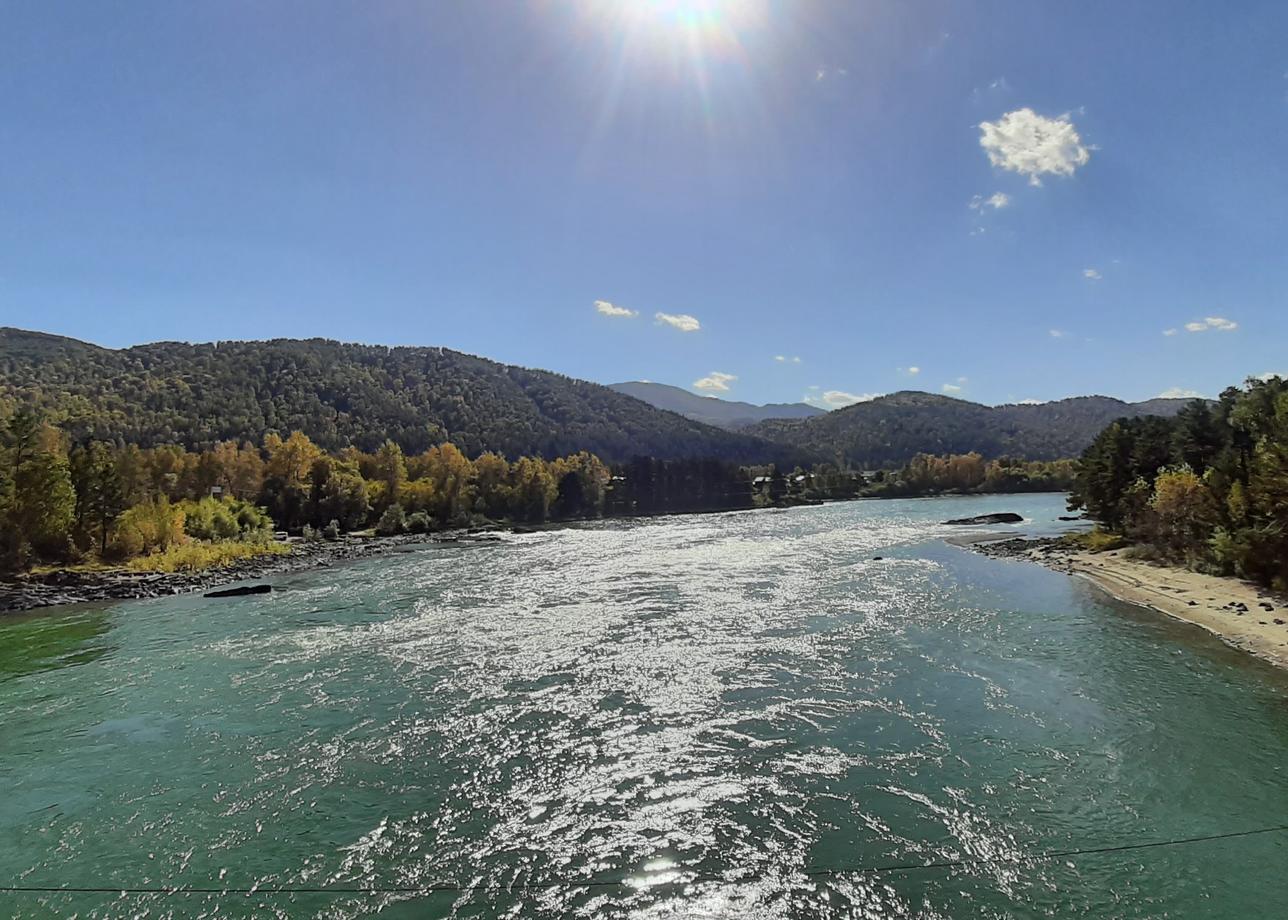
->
[2,494,1287,918]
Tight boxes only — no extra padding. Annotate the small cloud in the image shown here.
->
[956,376,969,383]
[805,389,881,409]
[1255,372,1284,382]
[774,355,802,364]
[969,192,1011,210]
[693,371,736,392]
[1049,329,1068,338]
[1157,387,1204,399]
[1182,316,1238,333]
[655,312,701,332]
[898,366,921,376]
[1083,268,1102,280]
[594,299,637,318]
[1163,328,1178,337]
[1016,398,1043,405]
[942,383,963,394]
[979,108,1092,186]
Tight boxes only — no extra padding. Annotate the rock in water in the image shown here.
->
[943,512,1024,525]
[204,584,272,598]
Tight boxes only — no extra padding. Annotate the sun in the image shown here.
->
[583,0,768,48]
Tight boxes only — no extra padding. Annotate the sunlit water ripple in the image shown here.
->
[2,494,1287,918]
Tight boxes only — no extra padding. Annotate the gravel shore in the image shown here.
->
[0,531,505,614]
[969,536,1288,670]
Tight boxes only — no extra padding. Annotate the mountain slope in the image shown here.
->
[608,381,825,429]
[746,391,1197,467]
[0,328,803,465]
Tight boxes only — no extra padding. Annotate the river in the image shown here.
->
[2,494,1287,918]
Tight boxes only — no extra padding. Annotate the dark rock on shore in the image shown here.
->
[204,584,272,598]
[943,512,1024,525]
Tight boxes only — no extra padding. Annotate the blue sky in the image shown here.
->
[3,1,1286,408]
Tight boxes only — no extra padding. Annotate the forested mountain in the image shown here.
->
[609,381,825,429]
[0,329,800,465]
[746,391,1195,467]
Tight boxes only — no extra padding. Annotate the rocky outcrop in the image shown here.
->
[943,512,1024,525]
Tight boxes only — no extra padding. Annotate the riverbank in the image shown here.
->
[971,536,1288,670]
[0,530,506,614]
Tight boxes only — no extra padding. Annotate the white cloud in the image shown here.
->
[692,371,737,392]
[1083,268,1102,280]
[1163,328,1178,336]
[942,383,963,394]
[1157,387,1204,399]
[979,108,1092,186]
[898,365,921,376]
[1182,316,1238,333]
[655,312,701,332]
[1016,398,1043,405]
[774,355,802,363]
[969,192,1011,210]
[594,299,637,318]
[1255,372,1284,382]
[1049,329,1068,338]
[804,390,881,409]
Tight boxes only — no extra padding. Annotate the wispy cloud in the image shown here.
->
[1181,316,1238,333]
[804,390,880,409]
[942,384,963,394]
[814,66,848,82]
[898,365,921,376]
[1157,387,1204,399]
[1049,329,1069,338]
[969,192,1011,210]
[693,371,736,392]
[979,108,1092,186]
[1016,398,1043,405]
[1163,328,1178,336]
[594,299,637,318]
[774,355,802,364]
[655,312,701,332]
[1083,268,1102,281]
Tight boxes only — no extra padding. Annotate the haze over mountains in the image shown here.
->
[1,328,1196,468]
[608,381,824,430]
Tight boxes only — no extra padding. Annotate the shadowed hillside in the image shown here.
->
[0,328,804,465]
[746,391,1196,467]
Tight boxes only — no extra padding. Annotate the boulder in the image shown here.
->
[204,584,272,599]
[943,512,1024,525]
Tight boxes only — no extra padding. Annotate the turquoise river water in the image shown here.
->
[2,494,1287,918]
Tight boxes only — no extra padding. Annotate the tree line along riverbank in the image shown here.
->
[0,402,1079,613]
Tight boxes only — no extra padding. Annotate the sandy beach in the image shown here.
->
[967,536,1288,670]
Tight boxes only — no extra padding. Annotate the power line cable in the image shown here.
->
[3,823,1285,897]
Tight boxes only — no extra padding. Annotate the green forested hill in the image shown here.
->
[0,328,800,464]
[746,391,1196,467]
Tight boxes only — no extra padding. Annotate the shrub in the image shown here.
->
[375,503,407,536]
[111,498,186,558]
[126,540,291,573]
[322,519,342,541]
[301,524,319,541]
[1063,529,1129,554]
[406,511,431,534]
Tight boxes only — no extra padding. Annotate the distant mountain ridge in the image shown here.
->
[745,390,1198,467]
[0,328,803,465]
[0,328,1200,469]
[608,381,825,429]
